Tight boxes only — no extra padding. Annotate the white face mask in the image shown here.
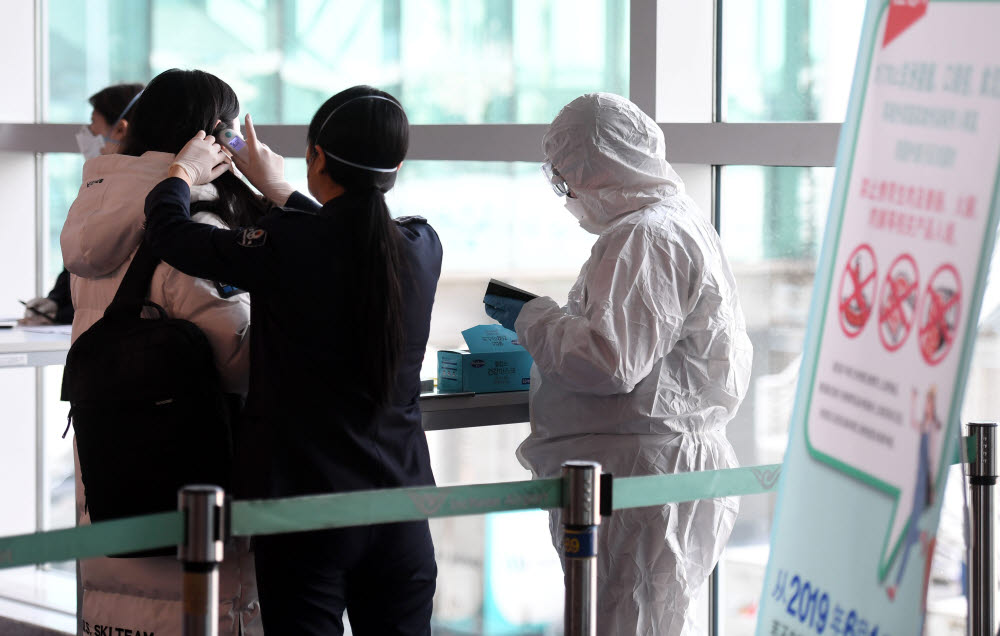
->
[75,126,106,160]
[564,197,606,235]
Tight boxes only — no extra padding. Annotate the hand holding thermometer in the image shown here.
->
[214,128,250,163]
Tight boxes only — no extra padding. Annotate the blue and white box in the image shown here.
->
[437,325,532,393]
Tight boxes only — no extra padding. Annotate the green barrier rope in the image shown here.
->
[228,464,787,537]
[0,450,961,570]
[614,463,782,510]
[0,511,182,571]
[229,478,561,537]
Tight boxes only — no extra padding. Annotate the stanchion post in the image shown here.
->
[562,461,601,636]
[968,422,996,636]
[178,485,224,636]
[708,565,720,636]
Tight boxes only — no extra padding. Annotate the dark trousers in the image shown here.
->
[254,521,437,635]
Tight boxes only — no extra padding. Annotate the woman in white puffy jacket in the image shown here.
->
[61,69,270,636]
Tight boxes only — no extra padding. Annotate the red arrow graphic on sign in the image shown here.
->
[884,0,928,48]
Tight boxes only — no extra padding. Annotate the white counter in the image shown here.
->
[0,326,71,368]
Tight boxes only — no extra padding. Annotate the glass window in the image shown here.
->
[397,161,601,350]
[47,0,628,125]
[718,167,833,636]
[281,159,599,351]
[722,1,866,122]
[398,160,708,353]
[426,423,564,633]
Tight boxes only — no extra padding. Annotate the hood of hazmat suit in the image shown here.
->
[514,93,753,636]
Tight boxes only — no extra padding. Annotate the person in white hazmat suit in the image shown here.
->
[484,93,753,636]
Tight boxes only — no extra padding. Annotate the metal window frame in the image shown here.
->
[0,121,840,166]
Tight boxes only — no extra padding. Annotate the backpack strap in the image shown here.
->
[104,238,161,321]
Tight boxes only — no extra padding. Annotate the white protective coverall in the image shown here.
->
[515,93,752,636]
[62,151,261,636]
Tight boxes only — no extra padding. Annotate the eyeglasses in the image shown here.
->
[541,161,571,197]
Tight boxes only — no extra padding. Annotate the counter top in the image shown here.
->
[0,327,530,428]
[0,326,72,367]
[419,389,529,430]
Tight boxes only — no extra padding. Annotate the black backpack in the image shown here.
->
[62,240,235,526]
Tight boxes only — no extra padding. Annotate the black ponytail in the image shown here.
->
[307,86,409,407]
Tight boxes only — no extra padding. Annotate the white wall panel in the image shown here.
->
[0,2,36,122]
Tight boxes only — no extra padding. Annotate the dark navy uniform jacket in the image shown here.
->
[144,177,441,499]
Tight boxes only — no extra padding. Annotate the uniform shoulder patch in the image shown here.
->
[214,281,247,298]
[238,227,268,247]
[394,215,428,226]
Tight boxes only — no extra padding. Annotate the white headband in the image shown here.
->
[316,95,404,173]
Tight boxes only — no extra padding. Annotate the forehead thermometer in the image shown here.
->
[215,128,249,163]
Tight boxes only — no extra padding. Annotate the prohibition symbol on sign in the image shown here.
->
[878,254,919,352]
[918,264,962,366]
[838,244,877,338]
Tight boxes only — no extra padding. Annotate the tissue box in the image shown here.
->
[437,325,533,393]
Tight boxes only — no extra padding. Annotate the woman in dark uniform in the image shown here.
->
[143,85,440,636]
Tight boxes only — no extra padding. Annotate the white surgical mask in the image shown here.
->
[75,127,106,160]
[76,91,143,160]
[564,197,606,235]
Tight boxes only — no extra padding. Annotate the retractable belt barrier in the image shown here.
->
[0,438,980,636]
[0,463,785,571]
[2,431,979,572]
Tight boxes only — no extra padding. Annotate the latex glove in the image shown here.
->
[169,131,230,185]
[18,297,57,325]
[230,114,295,206]
[483,293,527,332]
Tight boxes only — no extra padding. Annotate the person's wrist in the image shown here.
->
[263,181,294,206]
[167,163,193,185]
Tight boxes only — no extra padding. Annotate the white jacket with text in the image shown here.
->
[62,151,260,636]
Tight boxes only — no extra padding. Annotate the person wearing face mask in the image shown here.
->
[19,83,144,326]
[143,85,440,636]
[75,82,145,160]
[484,93,753,636]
